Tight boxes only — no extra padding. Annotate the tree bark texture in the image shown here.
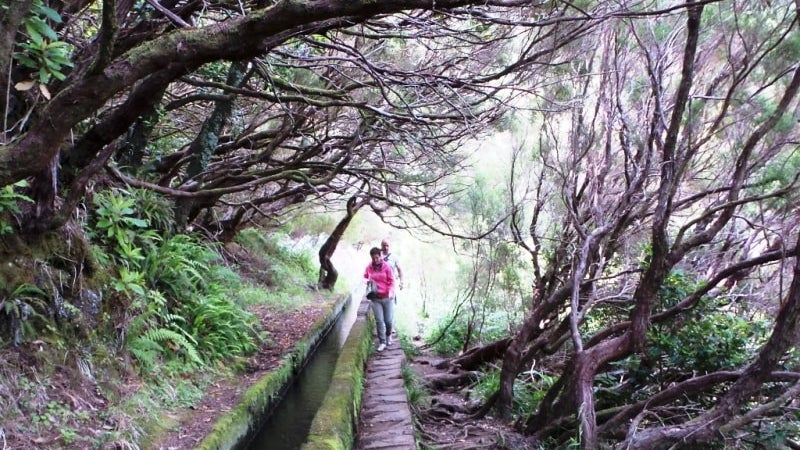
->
[318,196,364,290]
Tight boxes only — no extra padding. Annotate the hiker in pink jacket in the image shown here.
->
[364,246,395,351]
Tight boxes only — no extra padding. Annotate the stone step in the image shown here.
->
[356,339,416,450]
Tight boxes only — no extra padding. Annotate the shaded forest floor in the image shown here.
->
[1,301,531,450]
[0,302,328,450]
[407,352,532,450]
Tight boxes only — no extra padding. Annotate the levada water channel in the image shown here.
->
[243,294,360,449]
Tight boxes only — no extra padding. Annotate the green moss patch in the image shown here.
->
[301,305,373,450]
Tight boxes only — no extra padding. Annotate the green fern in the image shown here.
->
[125,289,203,371]
[144,234,219,298]
[126,236,257,367]
[131,188,175,234]
[128,334,163,371]
[0,180,33,234]
[0,283,50,344]
[130,327,202,369]
[187,294,260,360]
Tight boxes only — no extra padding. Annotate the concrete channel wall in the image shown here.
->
[301,300,373,450]
[194,294,363,450]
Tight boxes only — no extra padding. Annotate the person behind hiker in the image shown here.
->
[380,239,403,299]
[364,246,395,351]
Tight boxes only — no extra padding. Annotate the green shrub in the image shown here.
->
[646,271,765,376]
[427,315,469,356]
[648,311,759,374]
[739,413,800,449]
[425,308,512,356]
[472,367,547,419]
[283,211,338,238]
[235,228,316,290]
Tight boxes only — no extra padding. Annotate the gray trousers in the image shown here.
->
[371,297,395,344]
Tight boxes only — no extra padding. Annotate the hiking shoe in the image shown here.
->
[377,343,386,352]
[387,336,393,346]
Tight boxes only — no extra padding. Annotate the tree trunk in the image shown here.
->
[175,61,248,230]
[435,337,512,371]
[318,196,365,290]
[496,283,576,417]
[115,89,166,170]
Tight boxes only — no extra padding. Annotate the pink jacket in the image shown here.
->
[364,261,394,298]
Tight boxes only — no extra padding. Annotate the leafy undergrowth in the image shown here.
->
[0,296,333,450]
[0,222,348,449]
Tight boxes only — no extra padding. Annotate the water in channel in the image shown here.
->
[245,294,360,450]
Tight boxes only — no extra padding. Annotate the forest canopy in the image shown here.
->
[2,0,800,449]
